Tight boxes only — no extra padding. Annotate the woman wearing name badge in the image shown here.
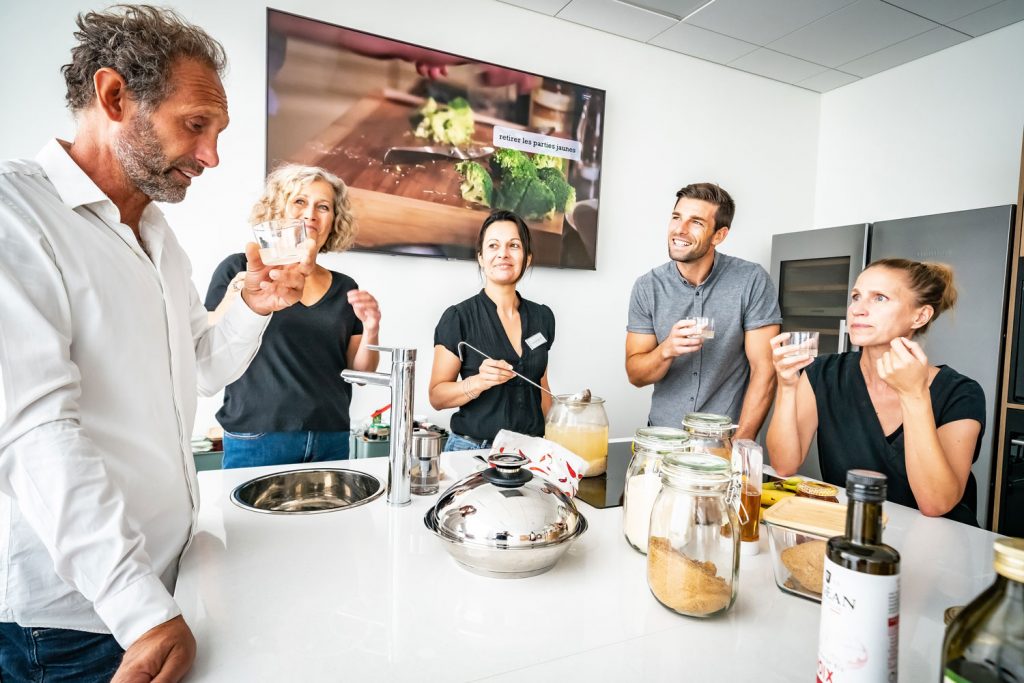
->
[766,258,985,526]
[429,210,555,451]
[205,164,382,468]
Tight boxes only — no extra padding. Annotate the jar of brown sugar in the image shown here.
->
[647,452,740,618]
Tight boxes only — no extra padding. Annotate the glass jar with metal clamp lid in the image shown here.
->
[647,452,741,618]
[623,427,690,554]
[681,412,736,461]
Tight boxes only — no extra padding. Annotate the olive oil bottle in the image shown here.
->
[816,470,900,683]
[942,538,1024,682]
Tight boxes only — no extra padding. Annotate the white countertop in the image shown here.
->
[176,453,1000,682]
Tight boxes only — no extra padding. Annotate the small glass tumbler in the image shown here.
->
[784,331,819,359]
[252,218,306,266]
[692,317,715,340]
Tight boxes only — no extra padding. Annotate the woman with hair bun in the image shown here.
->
[766,258,985,525]
[205,164,381,468]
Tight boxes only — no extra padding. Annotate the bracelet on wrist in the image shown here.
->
[462,378,480,400]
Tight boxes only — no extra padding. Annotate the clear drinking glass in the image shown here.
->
[692,321,716,342]
[252,218,307,265]
[785,331,820,359]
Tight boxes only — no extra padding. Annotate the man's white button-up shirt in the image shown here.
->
[0,139,269,647]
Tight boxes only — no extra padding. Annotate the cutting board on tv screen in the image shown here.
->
[289,90,565,253]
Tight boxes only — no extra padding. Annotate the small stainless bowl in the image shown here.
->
[423,453,588,578]
[231,468,384,514]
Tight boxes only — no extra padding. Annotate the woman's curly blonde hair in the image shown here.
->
[249,164,357,253]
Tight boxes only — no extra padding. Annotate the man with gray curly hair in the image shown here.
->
[0,6,315,682]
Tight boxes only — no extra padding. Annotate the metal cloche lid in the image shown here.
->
[427,453,585,550]
[682,412,736,436]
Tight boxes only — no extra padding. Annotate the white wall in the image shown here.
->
[814,20,1024,228]
[0,0,820,439]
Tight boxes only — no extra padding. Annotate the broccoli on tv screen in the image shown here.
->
[266,9,605,270]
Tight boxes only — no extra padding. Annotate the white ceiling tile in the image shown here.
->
[883,0,1003,24]
[950,0,1024,36]
[839,25,969,77]
[729,48,828,83]
[498,0,573,14]
[649,21,758,63]
[624,0,709,19]
[686,0,857,45]
[768,0,937,68]
[796,68,860,92]
[557,0,680,41]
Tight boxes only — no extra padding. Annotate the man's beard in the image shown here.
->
[114,110,198,203]
[668,242,709,264]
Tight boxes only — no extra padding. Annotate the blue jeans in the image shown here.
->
[0,622,123,683]
[222,430,350,469]
[443,433,492,452]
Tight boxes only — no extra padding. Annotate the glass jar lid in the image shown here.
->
[633,426,690,456]
[682,412,736,437]
[426,453,585,550]
[660,452,732,491]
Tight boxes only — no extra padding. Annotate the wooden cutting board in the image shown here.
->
[290,91,564,250]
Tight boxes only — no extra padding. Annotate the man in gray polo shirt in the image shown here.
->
[626,183,781,438]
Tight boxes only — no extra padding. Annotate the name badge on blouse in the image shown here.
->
[525,332,547,350]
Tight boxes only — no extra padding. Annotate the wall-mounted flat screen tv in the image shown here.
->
[266,9,605,269]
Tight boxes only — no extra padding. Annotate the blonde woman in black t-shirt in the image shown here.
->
[429,210,556,451]
[205,164,382,468]
[766,259,985,525]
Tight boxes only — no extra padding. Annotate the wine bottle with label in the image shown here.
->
[942,537,1024,682]
[816,470,900,683]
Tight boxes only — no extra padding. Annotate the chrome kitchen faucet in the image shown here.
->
[341,346,416,506]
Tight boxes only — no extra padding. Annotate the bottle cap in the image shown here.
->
[993,537,1024,583]
[845,469,887,502]
[740,540,760,556]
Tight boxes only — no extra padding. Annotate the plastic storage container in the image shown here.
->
[762,496,847,602]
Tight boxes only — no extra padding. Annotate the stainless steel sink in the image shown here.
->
[230,468,384,514]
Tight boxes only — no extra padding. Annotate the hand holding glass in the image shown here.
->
[784,331,819,359]
[252,219,307,266]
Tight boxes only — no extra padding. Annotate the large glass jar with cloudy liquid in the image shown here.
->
[682,412,736,461]
[623,427,690,554]
[647,452,740,618]
[545,396,609,477]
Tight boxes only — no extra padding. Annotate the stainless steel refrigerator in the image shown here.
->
[769,206,1016,528]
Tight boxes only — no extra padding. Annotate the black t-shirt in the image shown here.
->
[433,290,555,441]
[805,351,986,526]
[205,253,363,432]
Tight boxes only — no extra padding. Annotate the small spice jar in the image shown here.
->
[623,427,690,554]
[681,412,736,461]
[647,452,740,618]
